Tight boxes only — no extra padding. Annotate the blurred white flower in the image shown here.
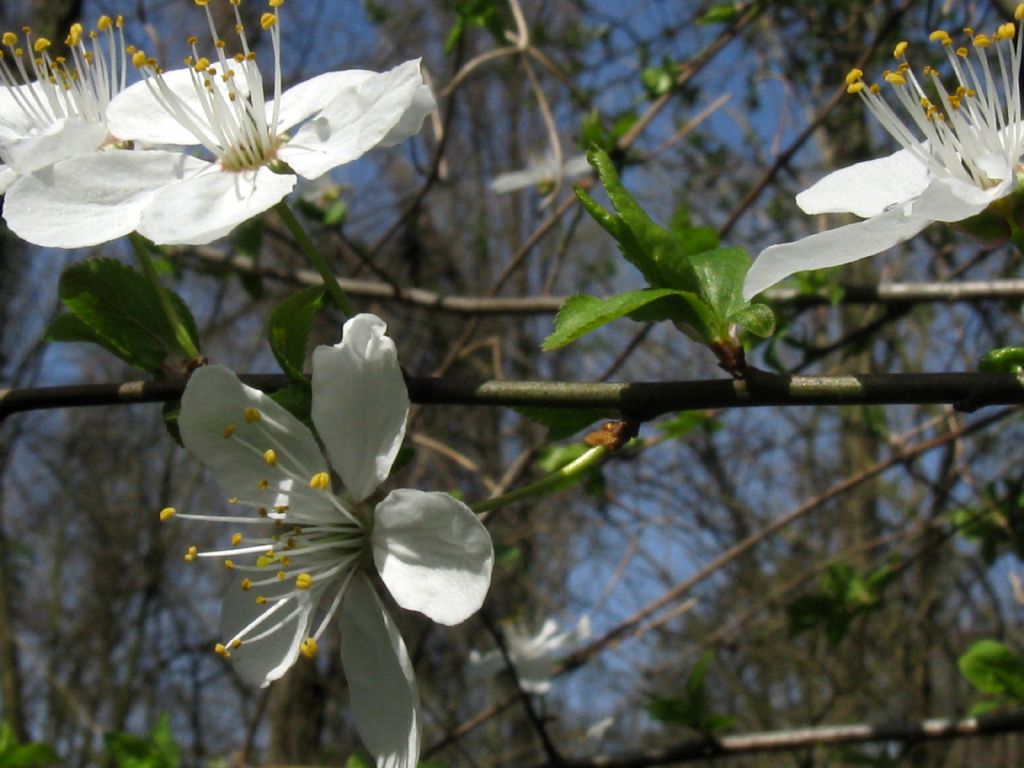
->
[469,615,591,694]
[745,11,1024,298]
[490,152,591,194]
[166,314,493,768]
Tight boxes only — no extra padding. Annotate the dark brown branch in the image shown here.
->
[2,371,1024,420]
[545,710,1024,768]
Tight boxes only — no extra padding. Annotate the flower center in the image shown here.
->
[0,15,127,130]
[845,5,1024,191]
[130,0,286,172]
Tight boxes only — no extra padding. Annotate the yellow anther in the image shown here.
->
[1,32,16,47]
[310,471,330,490]
[224,559,235,569]
[973,34,991,48]
[1016,4,1024,21]
[244,407,261,423]
[300,637,318,658]
[241,578,253,591]
[214,643,230,658]
[929,30,952,45]
[231,532,243,546]
[256,554,274,567]
[159,507,176,522]
[845,68,863,85]
[223,425,236,439]
[893,41,908,58]
[67,24,83,46]
[195,56,210,72]
[260,12,278,30]
[883,72,906,86]
[998,22,1016,40]
[295,572,314,590]
[194,0,209,6]
[255,595,267,604]
[846,82,865,95]
[270,0,285,6]
[184,545,198,562]
[186,35,198,45]
[98,15,112,32]
[263,449,277,467]
[228,497,238,504]
[869,84,881,94]
[132,50,147,67]
[258,479,269,491]
[33,37,51,52]
[231,639,242,649]
[956,47,968,58]
[276,571,286,580]
[258,507,269,517]
[274,504,289,513]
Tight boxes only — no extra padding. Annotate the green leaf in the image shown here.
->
[699,4,741,24]
[53,259,199,374]
[231,219,265,299]
[658,411,721,439]
[345,752,374,768]
[543,289,699,351]
[0,724,59,768]
[104,714,179,768]
[516,407,611,441]
[647,652,735,735]
[268,286,324,381]
[670,204,719,255]
[271,382,313,427]
[959,639,1024,703]
[729,303,775,338]
[979,346,1024,373]
[641,64,677,98]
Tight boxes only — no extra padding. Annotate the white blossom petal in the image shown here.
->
[219,576,316,687]
[107,68,238,146]
[2,149,206,249]
[272,70,375,133]
[0,165,17,195]
[795,149,931,218]
[372,489,493,626]
[742,206,931,300]
[280,59,434,180]
[179,365,334,515]
[0,118,108,175]
[137,165,296,245]
[340,574,421,768]
[311,314,409,502]
[911,176,1011,222]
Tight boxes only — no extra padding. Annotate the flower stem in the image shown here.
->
[129,233,200,360]
[471,445,608,515]
[274,201,356,316]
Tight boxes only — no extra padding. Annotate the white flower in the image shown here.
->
[4,0,435,248]
[744,9,1024,299]
[468,615,590,694]
[0,16,127,186]
[168,313,494,768]
[490,152,591,194]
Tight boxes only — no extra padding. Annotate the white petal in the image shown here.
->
[0,83,48,135]
[219,576,315,687]
[561,154,594,179]
[179,365,336,516]
[796,148,930,218]
[107,68,224,145]
[911,175,1010,222]
[0,165,16,194]
[280,60,435,180]
[137,165,296,245]
[0,118,108,175]
[490,166,548,194]
[2,149,207,249]
[742,206,931,299]
[372,489,493,625]
[272,70,375,133]
[340,573,421,768]
[311,314,409,502]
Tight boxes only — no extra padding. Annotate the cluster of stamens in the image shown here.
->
[843,5,1024,190]
[160,401,367,662]
[0,15,126,128]
[128,0,286,171]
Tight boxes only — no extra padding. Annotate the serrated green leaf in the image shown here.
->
[959,639,1024,702]
[55,259,199,374]
[269,286,324,381]
[516,407,611,441]
[271,382,313,427]
[44,313,104,345]
[979,346,1024,373]
[543,289,696,351]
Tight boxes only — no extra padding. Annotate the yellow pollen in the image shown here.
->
[231,639,242,649]
[98,15,112,32]
[1,33,16,47]
[846,82,865,95]
[224,559,235,569]
[845,68,863,85]
[184,546,198,562]
[270,0,285,6]
[300,638,318,658]
[276,571,286,580]
[159,507,176,522]
[258,479,269,491]
[929,30,952,45]
[883,72,905,86]
[223,425,236,439]
[893,41,908,58]
[67,24,83,46]
[295,572,314,590]
[274,504,289,513]
[264,449,277,466]
[214,643,230,658]
[33,38,50,52]
[973,34,991,48]
[241,578,253,591]
[956,47,968,58]
[132,50,147,68]
[255,595,266,604]
[1017,5,1024,21]
[194,1,209,6]
[260,12,278,30]
[310,471,330,490]
[228,497,238,505]
[244,407,261,423]
[231,532,243,546]
[998,22,1016,40]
